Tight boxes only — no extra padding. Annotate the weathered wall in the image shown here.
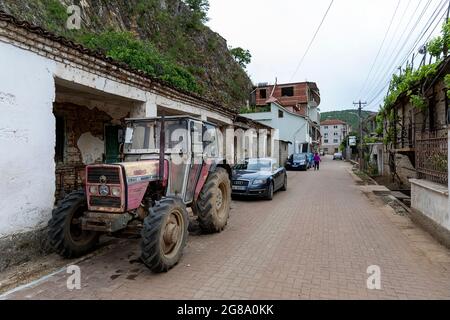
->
[53,102,127,200]
[242,103,310,155]
[0,41,56,237]
[410,178,450,248]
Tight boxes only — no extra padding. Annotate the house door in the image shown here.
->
[105,125,122,164]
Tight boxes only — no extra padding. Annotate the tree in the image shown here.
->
[230,47,252,69]
[184,0,210,23]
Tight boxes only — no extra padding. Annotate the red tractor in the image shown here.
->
[48,116,232,272]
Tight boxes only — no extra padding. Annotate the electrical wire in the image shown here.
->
[364,0,446,106]
[358,0,402,98]
[290,0,334,81]
[363,0,435,102]
[365,0,448,109]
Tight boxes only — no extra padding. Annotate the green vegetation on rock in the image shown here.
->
[0,0,252,108]
[77,31,200,93]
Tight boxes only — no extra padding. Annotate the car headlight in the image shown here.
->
[253,179,266,185]
[99,185,110,196]
[111,187,121,197]
[89,186,98,195]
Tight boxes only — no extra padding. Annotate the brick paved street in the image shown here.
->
[2,158,450,300]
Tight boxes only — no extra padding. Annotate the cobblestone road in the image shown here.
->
[3,158,450,300]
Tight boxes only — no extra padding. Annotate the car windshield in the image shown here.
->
[234,159,272,172]
[293,154,306,160]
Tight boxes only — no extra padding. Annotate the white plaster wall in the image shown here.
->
[77,132,104,165]
[0,41,56,237]
[241,103,309,156]
[411,180,449,231]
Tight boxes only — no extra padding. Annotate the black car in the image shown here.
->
[231,158,287,200]
[285,154,309,171]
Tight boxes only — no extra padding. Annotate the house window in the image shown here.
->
[324,139,329,143]
[324,148,328,153]
[324,126,328,130]
[281,87,294,97]
[334,132,338,136]
[260,89,267,99]
[333,139,338,143]
[55,115,65,163]
[278,110,284,118]
[324,133,328,138]
[334,125,338,129]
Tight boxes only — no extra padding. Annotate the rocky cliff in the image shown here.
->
[0,0,252,109]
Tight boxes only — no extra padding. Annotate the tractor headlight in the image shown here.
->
[253,179,266,185]
[99,185,110,196]
[111,187,121,197]
[89,186,98,195]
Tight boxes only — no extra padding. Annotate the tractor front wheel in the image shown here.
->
[193,168,231,234]
[48,190,99,258]
[141,197,188,273]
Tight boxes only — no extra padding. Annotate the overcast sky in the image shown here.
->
[207,0,448,112]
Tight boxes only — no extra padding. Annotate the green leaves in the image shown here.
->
[409,95,428,111]
[229,47,252,69]
[445,74,450,99]
[77,31,200,93]
[428,36,444,58]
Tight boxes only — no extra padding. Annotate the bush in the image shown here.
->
[76,31,200,93]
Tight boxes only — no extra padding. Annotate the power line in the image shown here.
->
[290,0,334,81]
[363,0,435,101]
[359,0,414,99]
[365,0,448,109]
[358,0,402,98]
[364,0,444,105]
[366,7,447,108]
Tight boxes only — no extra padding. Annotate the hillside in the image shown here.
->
[320,109,376,131]
[0,0,252,109]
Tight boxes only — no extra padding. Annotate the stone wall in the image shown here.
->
[53,102,128,200]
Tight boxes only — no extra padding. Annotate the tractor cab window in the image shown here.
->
[203,123,219,157]
[124,119,188,153]
[125,121,159,151]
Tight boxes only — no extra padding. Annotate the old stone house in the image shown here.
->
[380,56,449,247]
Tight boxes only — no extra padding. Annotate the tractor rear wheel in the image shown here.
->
[48,190,99,258]
[141,197,188,273]
[193,168,231,234]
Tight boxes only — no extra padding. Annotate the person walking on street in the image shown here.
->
[313,152,321,171]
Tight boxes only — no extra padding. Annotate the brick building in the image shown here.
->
[250,81,321,150]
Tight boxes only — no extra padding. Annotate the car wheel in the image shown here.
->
[266,182,274,201]
[281,175,287,191]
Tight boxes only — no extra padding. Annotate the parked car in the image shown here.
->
[333,152,343,160]
[232,158,287,200]
[286,154,309,171]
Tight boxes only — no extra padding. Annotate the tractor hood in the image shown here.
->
[85,160,166,213]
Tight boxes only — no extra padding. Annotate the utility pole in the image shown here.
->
[354,100,367,171]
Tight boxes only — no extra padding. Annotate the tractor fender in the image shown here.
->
[194,161,231,201]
